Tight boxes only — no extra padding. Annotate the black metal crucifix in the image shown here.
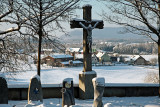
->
[70,5,104,72]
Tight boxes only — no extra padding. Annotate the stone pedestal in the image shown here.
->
[79,71,97,99]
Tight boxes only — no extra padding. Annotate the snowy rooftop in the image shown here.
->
[66,48,81,53]
[50,54,73,59]
[122,55,158,62]
[61,61,83,65]
[96,52,105,58]
[82,4,92,8]
[75,54,83,59]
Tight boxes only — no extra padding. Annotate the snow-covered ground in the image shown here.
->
[6,65,158,85]
[7,97,160,107]
[2,65,159,106]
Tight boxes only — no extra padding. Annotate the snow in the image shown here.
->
[61,61,83,65]
[75,54,83,59]
[42,49,52,52]
[92,77,105,86]
[63,78,73,84]
[7,96,160,107]
[96,52,105,58]
[0,104,11,107]
[6,65,158,85]
[66,48,80,53]
[3,64,160,106]
[25,100,43,107]
[72,61,83,64]
[122,54,158,62]
[79,70,96,75]
[50,54,73,59]
[32,75,40,82]
[71,18,84,22]
[82,4,92,8]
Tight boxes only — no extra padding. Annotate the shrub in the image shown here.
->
[144,72,159,83]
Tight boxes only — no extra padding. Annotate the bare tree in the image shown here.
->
[0,0,28,73]
[99,0,160,96]
[150,58,158,66]
[0,0,21,35]
[14,0,80,76]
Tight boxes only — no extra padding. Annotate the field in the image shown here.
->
[6,64,158,85]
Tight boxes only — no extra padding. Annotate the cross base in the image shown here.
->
[79,71,97,99]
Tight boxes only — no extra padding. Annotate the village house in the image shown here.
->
[75,54,83,62]
[92,54,99,65]
[124,55,150,65]
[41,49,53,55]
[65,48,82,55]
[133,55,150,65]
[96,52,111,65]
[41,53,83,67]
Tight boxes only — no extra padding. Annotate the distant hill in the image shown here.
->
[63,27,152,43]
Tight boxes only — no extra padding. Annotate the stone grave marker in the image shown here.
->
[0,74,8,104]
[92,77,105,107]
[62,78,75,107]
[28,75,43,104]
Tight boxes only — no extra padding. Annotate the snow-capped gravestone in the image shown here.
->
[0,74,8,104]
[92,77,105,107]
[28,75,43,104]
[70,4,104,99]
[62,78,75,107]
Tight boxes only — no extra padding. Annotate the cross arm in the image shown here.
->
[70,18,104,29]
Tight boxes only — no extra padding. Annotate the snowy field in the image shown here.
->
[3,65,160,107]
[7,97,160,107]
[6,65,158,85]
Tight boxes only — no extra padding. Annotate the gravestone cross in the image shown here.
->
[70,4,103,72]
[70,5,104,99]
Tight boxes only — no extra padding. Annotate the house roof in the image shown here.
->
[96,52,105,58]
[42,49,52,51]
[50,54,73,59]
[75,54,83,59]
[123,55,158,62]
[61,60,83,65]
[66,48,81,53]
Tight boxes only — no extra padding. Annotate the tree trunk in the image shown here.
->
[158,40,160,97]
[37,0,43,76]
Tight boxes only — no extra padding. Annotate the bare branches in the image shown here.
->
[101,0,160,43]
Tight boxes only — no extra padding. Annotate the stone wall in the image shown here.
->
[8,84,158,100]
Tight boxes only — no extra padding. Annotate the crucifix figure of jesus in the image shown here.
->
[79,22,99,53]
[70,5,104,72]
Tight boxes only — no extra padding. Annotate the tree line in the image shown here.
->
[97,42,157,54]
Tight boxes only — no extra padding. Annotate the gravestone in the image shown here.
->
[62,78,75,107]
[92,77,105,107]
[28,75,43,104]
[0,74,8,104]
[70,4,104,99]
